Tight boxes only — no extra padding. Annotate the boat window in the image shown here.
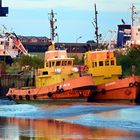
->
[92,62,94,67]
[111,60,114,65]
[94,62,97,67]
[68,61,72,66]
[52,61,55,66]
[99,61,103,66]
[65,61,67,65]
[92,62,97,67]
[0,41,4,45]
[56,61,61,66]
[42,71,48,75]
[46,62,48,67]
[105,60,109,66]
[62,61,67,66]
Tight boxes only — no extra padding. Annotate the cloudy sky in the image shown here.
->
[1,0,140,43]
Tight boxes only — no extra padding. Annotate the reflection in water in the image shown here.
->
[1,101,140,139]
[0,117,139,140]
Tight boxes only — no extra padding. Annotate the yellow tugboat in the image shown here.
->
[6,42,95,103]
[84,50,140,103]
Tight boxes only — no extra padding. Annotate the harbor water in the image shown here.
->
[0,100,140,140]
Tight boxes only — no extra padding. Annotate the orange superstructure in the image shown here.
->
[6,42,95,102]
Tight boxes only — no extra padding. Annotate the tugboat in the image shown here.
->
[85,4,140,103]
[85,50,140,103]
[6,42,95,103]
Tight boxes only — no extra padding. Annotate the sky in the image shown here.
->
[1,0,140,43]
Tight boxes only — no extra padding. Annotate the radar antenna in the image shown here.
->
[48,10,58,42]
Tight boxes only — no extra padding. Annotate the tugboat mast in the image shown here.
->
[93,4,99,48]
[48,10,57,41]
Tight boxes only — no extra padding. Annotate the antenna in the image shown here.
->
[48,10,58,42]
[130,4,138,26]
[93,3,99,48]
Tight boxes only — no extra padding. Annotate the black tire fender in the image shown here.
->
[47,92,52,98]
[25,95,30,100]
[129,83,134,87]
[19,95,23,100]
[33,95,37,99]
[134,81,138,87]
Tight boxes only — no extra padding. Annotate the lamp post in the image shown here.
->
[76,36,82,43]
[75,36,82,53]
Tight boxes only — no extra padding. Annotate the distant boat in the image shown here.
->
[0,31,29,64]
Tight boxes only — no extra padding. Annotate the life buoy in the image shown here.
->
[25,95,30,100]
[129,83,134,87]
[56,87,64,93]
[56,86,61,93]
[84,65,89,72]
[60,88,64,92]
[134,81,138,87]
[56,89,60,93]
[125,89,131,95]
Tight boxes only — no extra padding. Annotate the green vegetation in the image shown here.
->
[70,54,84,65]
[6,55,44,74]
[16,55,44,68]
[116,47,140,76]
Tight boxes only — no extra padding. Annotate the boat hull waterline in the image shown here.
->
[7,76,95,102]
[88,76,140,103]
